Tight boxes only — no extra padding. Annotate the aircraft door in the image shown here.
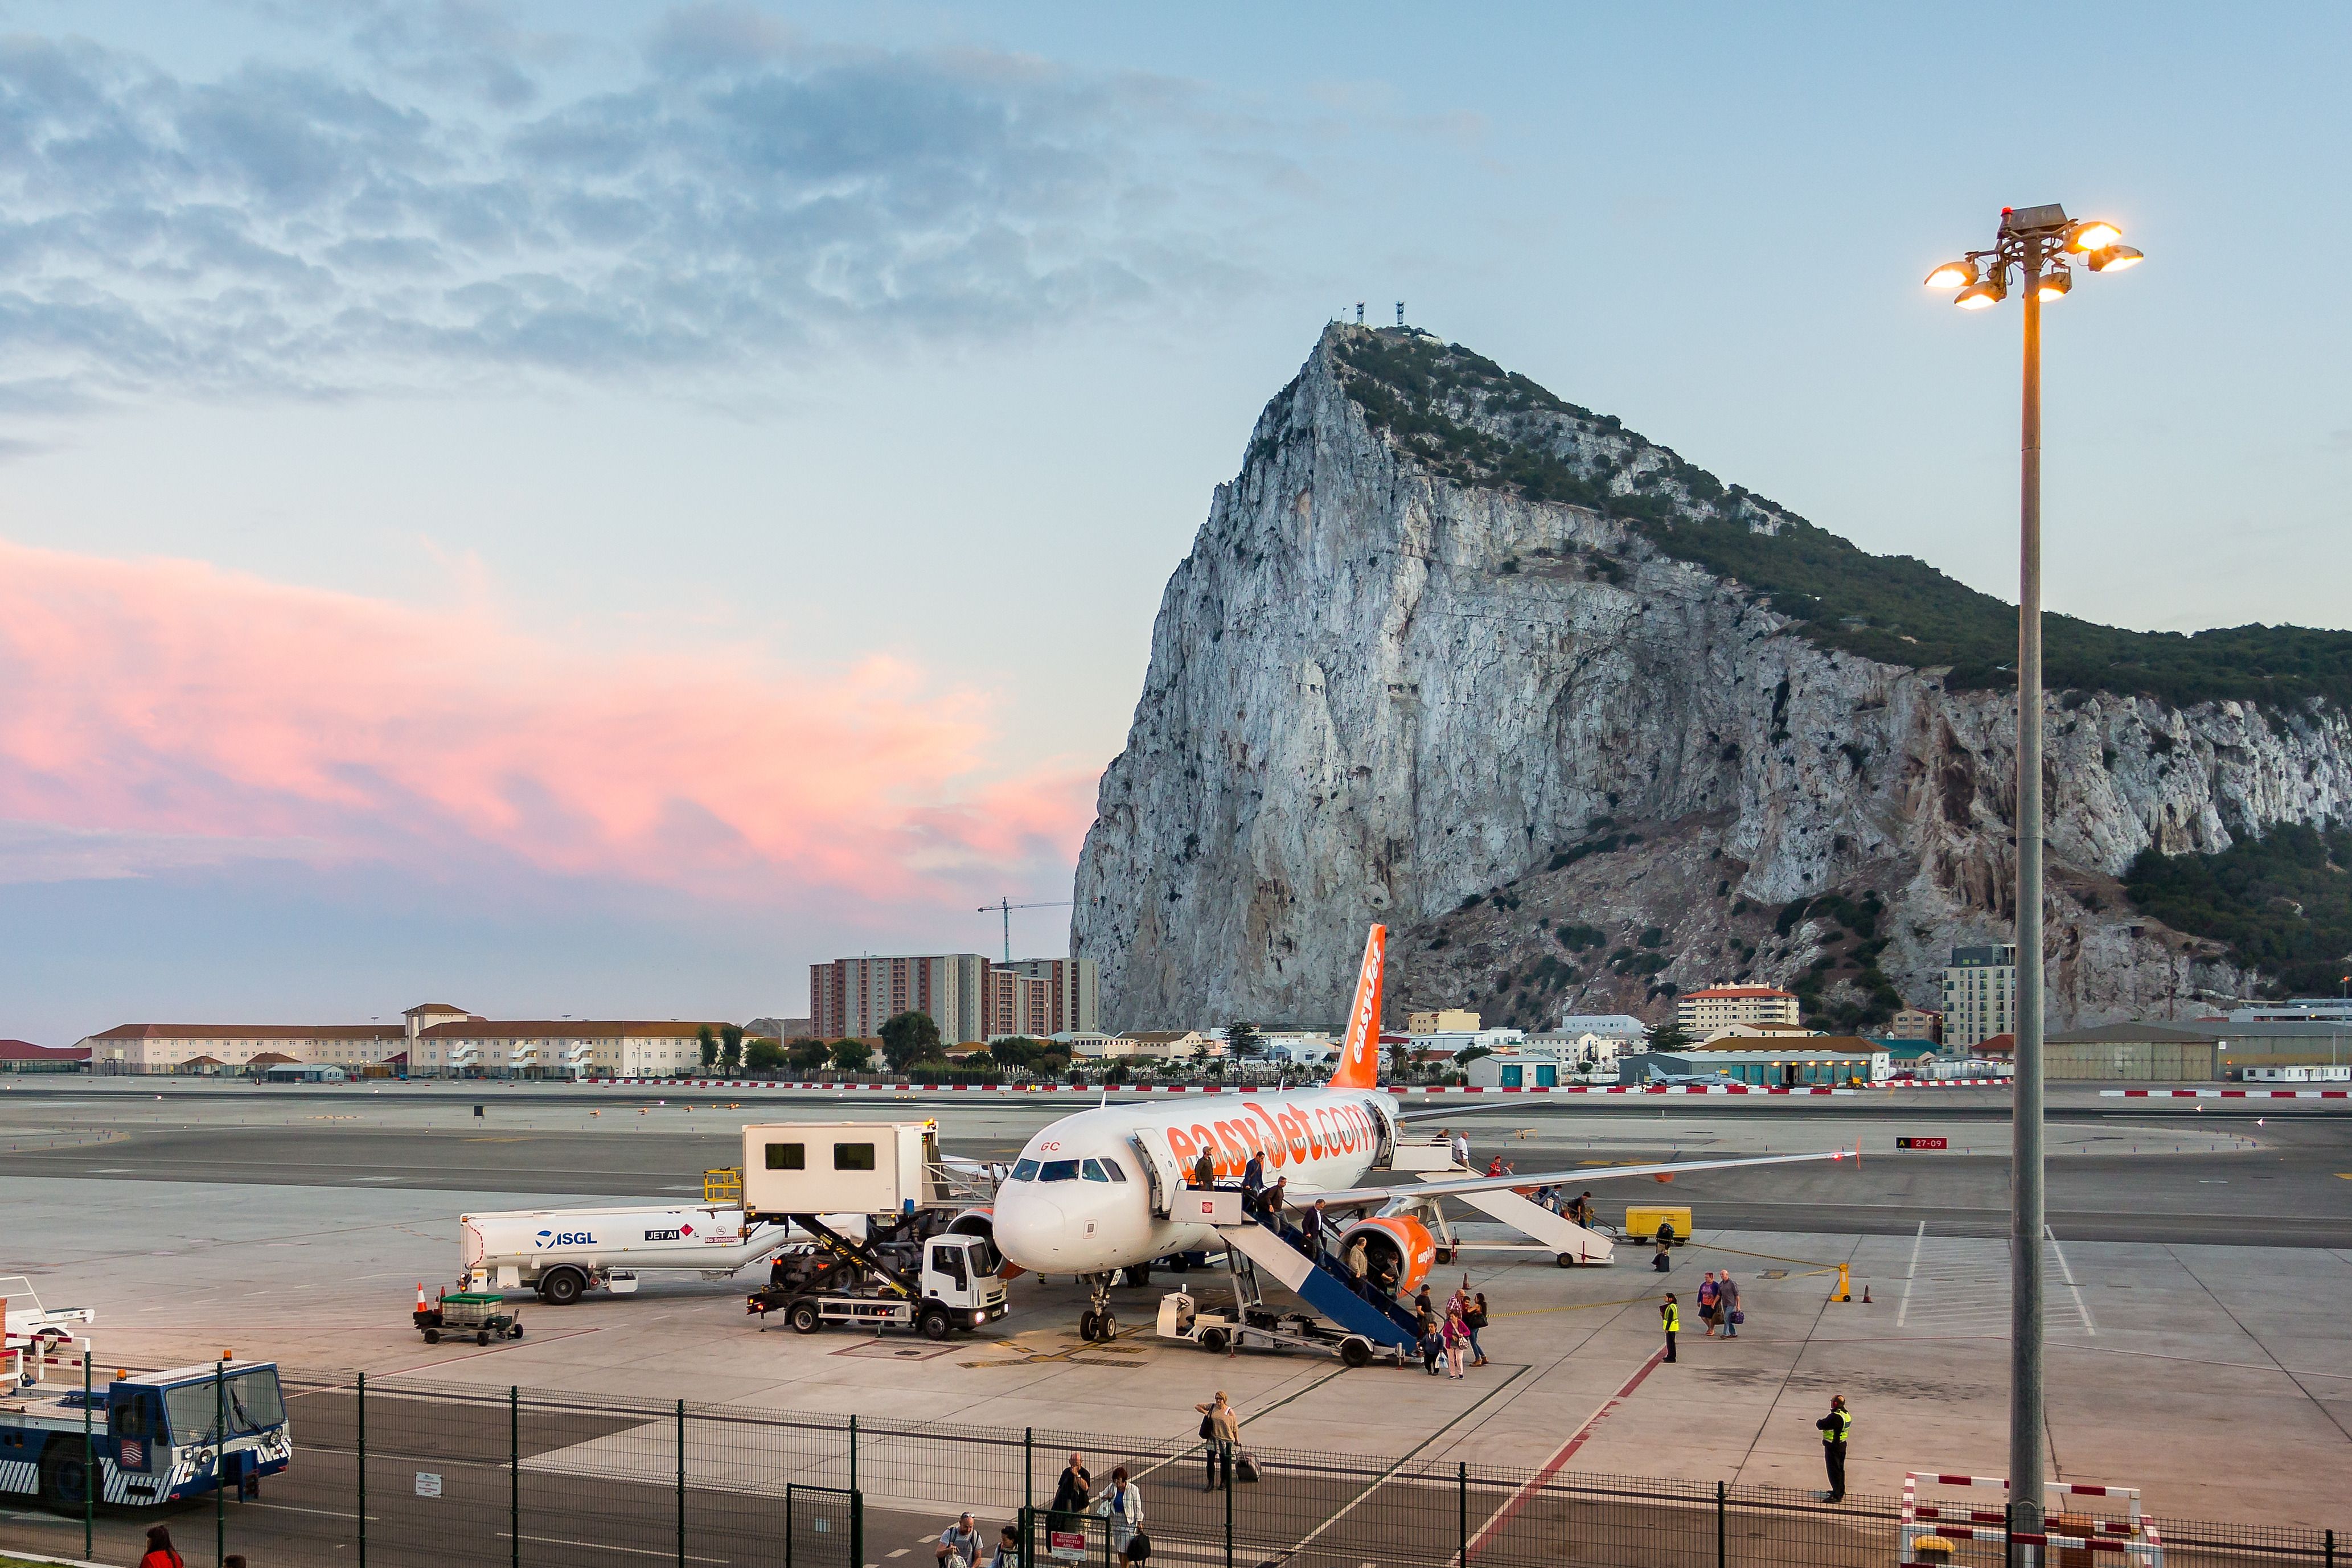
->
[1130,1131,1183,1218]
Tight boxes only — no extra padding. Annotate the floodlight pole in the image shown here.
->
[2010,235,2047,1549]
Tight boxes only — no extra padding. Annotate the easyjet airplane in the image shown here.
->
[989,925,1850,1341]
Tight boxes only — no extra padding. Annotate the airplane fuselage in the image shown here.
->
[990,1087,1399,1275]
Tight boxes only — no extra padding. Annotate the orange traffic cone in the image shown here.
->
[415,1282,428,1313]
[1862,1286,1873,1304]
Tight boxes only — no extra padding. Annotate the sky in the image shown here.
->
[2,3,2347,1042]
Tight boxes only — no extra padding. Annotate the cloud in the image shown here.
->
[0,539,1100,906]
[0,16,1282,410]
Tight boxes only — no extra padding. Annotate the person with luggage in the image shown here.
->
[1196,1391,1239,1490]
[1660,1293,1680,1363]
[986,1525,1022,1568]
[1718,1271,1742,1338]
[936,1513,985,1568]
[1698,1271,1722,1336]
[1097,1466,1146,1561]
[1466,1291,1491,1367]
[1442,1303,1470,1379]
[1049,1452,1091,1525]
[1816,1395,1852,1501]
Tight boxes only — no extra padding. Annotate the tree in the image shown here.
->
[720,1023,745,1072]
[1105,1060,1130,1085]
[1644,1020,1694,1052]
[787,1039,830,1073]
[990,1036,1048,1072]
[1383,1039,1410,1083]
[1455,1044,1495,1066]
[830,1039,873,1072]
[878,1010,943,1071]
[745,1037,788,1075]
[696,1024,719,1072]
[1225,1021,1264,1058]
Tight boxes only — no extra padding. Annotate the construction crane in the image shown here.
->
[976,897,1072,964]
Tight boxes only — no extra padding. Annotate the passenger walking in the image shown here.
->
[1343,1233,1368,1281]
[1419,1312,1444,1376]
[1303,1198,1328,1259]
[1263,1177,1287,1225]
[936,1513,985,1568]
[1467,1291,1490,1367]
[1573,1191,1595,1229]
[1485,1155,1506,1177]
[1098,1466,1145,1559]
[1196,1392,1240,1490]
[138,1527,184,1568]
[987,1525,1022,1568]
[1652,1238,1672,1272]
[1191,1148,1216,1188]
[1242,1151,1266,1195]
[1050,1452,1092,1523]
[1816,1395,1852,1501]
[1719,1271,1741,1337]
[1443,1304,1470,1379]
[1450,1128,1470,1168]
[1698,1271,1721,1336]
[1660,1294,1680,1363]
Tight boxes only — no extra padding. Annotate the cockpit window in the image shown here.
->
[1103,1161,1128,1183]
[1081,1159,1111,1182]
[1038,1159,1081,1181]
[1009,1159,1040,1181]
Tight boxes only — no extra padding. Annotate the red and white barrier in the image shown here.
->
[1899,1472,2161,1566]
[586,1078,1877,1096]
[2103,1087,2348,1099]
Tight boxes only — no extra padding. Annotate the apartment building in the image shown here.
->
[1675,986,1800,1035]
[1942,945,2018,1052]
[998,957,1101,1036]
[809,954,992,1044]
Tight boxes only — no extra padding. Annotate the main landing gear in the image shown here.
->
[1077,1274,1118,1342]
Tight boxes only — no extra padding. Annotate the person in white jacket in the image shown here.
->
[1097,1467,1144,1560]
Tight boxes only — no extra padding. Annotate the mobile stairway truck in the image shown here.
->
[738,1120,1008,1340]
[0,1336,292,1512]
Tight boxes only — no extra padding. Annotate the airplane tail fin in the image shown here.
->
[1328,925,1386,1090]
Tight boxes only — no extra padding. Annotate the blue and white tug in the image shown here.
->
[1,1343,293,1510]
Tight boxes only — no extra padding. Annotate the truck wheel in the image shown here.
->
[477,1330,491,1345]
[38,1448,91,1510]
[1339,1337,1372,1369]
[919,1308,952,1341]
[508,1322,525,1339]
[540,1269,585,1306]
[423,1328,441,1345]
[1199,1327,1229,1354]
[789,1302,823,1335]
[1555,1253,1577,1269]
[1433,1247,1453,1265]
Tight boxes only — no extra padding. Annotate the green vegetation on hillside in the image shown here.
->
[2123,823,2352,995]
[1329,327,2352,711]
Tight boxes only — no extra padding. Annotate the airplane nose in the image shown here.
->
[992,1189,1065,1270]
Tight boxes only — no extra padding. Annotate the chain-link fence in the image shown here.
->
[0,1373,2336,1568]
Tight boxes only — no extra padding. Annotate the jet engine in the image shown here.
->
[944,1208,1017,1278]
[1336,1214,1436,1295]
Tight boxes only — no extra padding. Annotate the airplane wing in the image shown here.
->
[1296,1147,1852,1207]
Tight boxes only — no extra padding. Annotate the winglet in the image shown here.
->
[1328,925,1386,1090]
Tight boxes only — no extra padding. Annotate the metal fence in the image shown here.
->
[2,1373,2337,1568]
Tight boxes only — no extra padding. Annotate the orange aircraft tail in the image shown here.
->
[1328,924,1387,1090]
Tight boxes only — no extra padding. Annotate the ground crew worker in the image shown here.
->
[1660,1293,1680,1363]
[1816,1395,1850,1501]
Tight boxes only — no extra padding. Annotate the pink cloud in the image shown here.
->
[0,540,1101,903]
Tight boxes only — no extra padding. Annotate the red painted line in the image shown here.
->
[1462,1347,1667,1563]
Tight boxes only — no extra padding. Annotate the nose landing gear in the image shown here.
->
[1077,1273,1118,1342]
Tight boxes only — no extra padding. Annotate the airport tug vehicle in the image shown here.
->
[740,1121,1008,1340]
[0,1331,292,1512]
[411,1287,526,1345]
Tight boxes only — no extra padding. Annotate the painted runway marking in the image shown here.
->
[1897,1220,1925,1329]
[2045,1225,2096,1336]
[1464,1348,1668,1562]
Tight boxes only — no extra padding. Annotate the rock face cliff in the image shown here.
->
[1072,325,2352,1032]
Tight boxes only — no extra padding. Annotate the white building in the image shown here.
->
[81,1005,730,1079]
[1700,1020,1820,1044]
[1676,987,1800,1034]
[1113,1031,1212,1060]
[1555,1013,1648,1040]
[1525,1031,1634,1070]
[1465,1046,1582,1089]
[1941,945,2018,1052]
[1410,1027,1525,1059]
[81,1022,408,1075]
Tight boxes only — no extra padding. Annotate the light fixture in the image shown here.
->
[2035,269,2072,302]
[1955,277,2007,310]
[1924,258,1978,289]
[2067,220,2123,253]
[2087,244,2144,273]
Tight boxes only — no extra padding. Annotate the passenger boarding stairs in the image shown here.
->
[1210,1214,1423,1351]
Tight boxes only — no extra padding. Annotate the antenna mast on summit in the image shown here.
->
[1395,302,1405,326]
[1354,301,1365,325]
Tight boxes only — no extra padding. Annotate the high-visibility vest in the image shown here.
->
[1823,1410,1851,1444]
[1661,1303,1680,1333]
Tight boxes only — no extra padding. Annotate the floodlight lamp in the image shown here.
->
[2087,244,2144,273]
[2067,220,2123,253]
[1924,259,1977,289]
[2034,269,2072,302]
[1954,277,2006,310]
